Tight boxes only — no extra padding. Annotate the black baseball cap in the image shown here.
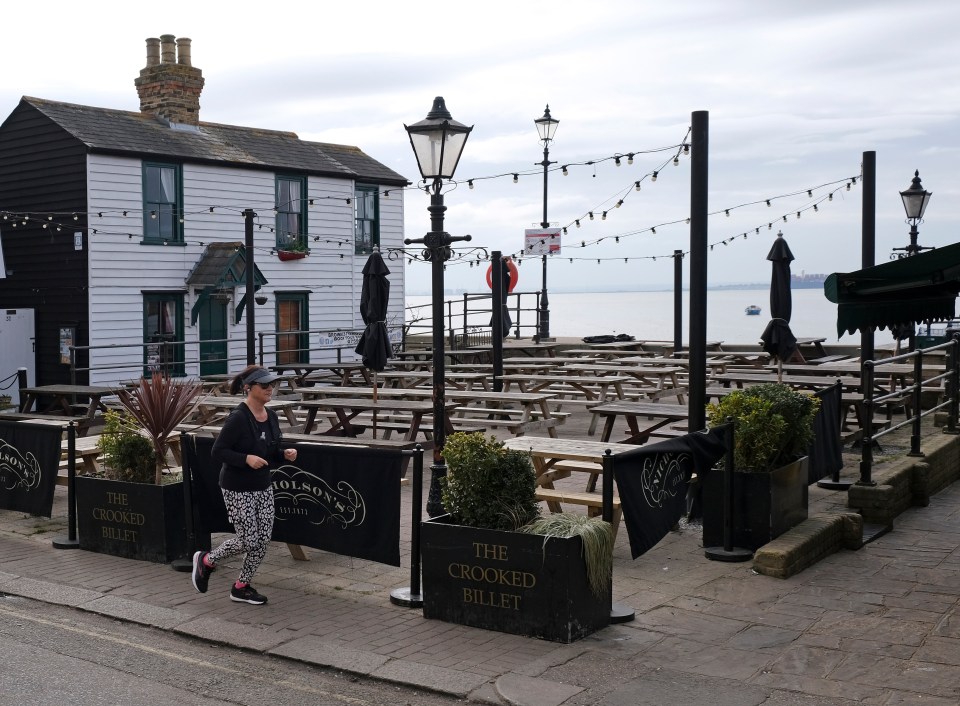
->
[243,368,283,386]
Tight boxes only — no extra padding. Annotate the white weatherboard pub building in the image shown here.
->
[0,34,409,389]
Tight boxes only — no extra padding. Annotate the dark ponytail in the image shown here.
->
[231,364,265,395]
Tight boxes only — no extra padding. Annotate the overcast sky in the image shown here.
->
[2,0,958,292]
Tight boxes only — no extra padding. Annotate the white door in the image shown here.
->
[0,308,36,408]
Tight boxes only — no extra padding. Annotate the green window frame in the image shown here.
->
[142,162,183,243]
[354,184,379,254]
[275,293,310,365]
[276,175,307,249]
[143,292,185,376]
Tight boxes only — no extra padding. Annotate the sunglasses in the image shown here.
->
[254,381,280,389]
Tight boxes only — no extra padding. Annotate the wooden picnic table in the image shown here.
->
[588,400,690,444]
[711,372,861,391]
[561,363,685,403]
[375,370,490,390]
[189,396,301,429]
[18,384,118,436]
[296,386,563,437]
[499,374,628,435]
[297,398,458,440]
[796,337,828,358]
[269,362,371,387]
[559,348,649,359]
[501,436,636,533]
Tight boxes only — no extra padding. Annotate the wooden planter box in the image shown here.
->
[421,515,611,643]
[75,476,188,563]
[701,456,809,552]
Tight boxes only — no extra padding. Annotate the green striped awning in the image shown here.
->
[824,242,960,336]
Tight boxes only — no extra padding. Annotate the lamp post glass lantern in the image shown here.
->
[895,170,933,259]
[404,97,473,517]
[535,105,559,341]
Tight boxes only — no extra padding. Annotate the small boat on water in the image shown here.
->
[745,305,762,316]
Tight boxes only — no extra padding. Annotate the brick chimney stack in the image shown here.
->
[135,34,204,126]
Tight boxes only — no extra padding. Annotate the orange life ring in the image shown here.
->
[486,259,519,292]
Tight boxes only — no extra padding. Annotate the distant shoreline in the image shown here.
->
[409,282,826,296]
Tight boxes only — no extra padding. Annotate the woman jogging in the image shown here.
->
[191,365,297,604]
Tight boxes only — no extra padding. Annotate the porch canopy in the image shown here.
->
[824,242,960,336]
[186,242,267,324]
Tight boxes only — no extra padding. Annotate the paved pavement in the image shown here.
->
[2,407,959,705]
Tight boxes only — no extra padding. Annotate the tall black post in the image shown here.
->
[688,111,709,433]
[244,208,256,365]
[673,250,683,357]
[405,185,471,517]
[491,251,504,393]
[538,143,553,341]
[860,152,876,366]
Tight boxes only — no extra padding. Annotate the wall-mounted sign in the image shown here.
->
[523,228,561,256]
[59,326,76,365]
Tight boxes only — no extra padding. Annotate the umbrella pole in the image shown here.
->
[777,358,783,383]
[373,371,378,439]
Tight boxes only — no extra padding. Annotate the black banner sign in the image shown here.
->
[614,429,727,559]
[0,420,62,517]
[182,435,403,566]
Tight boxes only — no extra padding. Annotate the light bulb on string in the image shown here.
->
[828,193,833,201]
[673,155,679,166]
[512,174,518,183]
[562,165,568,176]
[627,153,634,165]
[634,182,641,191]
[589,212,594,220]
[468,180,474,189]
[651,171,658,182]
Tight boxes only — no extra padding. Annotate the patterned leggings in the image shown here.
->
[208,487,275,584]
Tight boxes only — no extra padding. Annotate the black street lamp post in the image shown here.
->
[404,97,473,517]
[535,105,559,341]
[894,170,932,259]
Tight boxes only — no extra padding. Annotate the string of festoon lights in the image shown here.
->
[0,129,689,262]
[432,173,862,271]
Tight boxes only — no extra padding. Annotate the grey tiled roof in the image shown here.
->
[23,97,409,186]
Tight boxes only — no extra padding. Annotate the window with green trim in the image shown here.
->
[276,175,307,249]
[142,162,183,243]
[143,292,185,376]
[354,184,379,254]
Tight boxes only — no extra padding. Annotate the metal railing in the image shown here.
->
[67,326,392,384]
[859,335,960,484]
[403,290,543,349]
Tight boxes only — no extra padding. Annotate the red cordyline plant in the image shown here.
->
[116,372,203,484]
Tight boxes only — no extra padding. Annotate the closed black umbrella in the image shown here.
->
[355,247,392,435]
[760,232,798,379]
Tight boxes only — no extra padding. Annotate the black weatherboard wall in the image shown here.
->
[0,100,90,385]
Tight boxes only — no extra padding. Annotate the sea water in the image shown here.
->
[405,289,860,346]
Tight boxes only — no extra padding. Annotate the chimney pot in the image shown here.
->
[136,34,204,126]
[176,37,192,66]
[160,34,176,64]
[145,37,160,67]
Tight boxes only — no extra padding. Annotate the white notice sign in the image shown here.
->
[524,228,561,256]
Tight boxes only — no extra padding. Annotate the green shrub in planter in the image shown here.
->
[440,432,539,530]
[97,410,157,483]
[706,383,819,472]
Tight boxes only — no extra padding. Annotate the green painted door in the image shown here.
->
[198,298,228,376]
